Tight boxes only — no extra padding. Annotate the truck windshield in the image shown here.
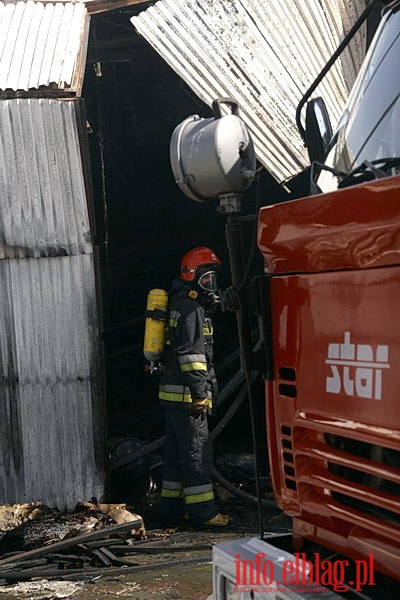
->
[319,5,400,191]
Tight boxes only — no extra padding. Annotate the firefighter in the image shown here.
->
[158,246,234,528]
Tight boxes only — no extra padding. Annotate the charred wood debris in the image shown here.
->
[0,501,212,586]
[0,399,263,586]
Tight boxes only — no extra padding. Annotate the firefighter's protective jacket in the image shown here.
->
[159,278,217,410]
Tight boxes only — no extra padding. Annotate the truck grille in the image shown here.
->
[281,425,297,492]
[326,433,400,526]
[294,428,400,540]
[278,368,298,493]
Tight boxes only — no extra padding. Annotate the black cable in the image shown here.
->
[224,214,268,538]
[211,467,276,509]
[244,368,266,538]
[236,170,262,294]
[209,377,254,442]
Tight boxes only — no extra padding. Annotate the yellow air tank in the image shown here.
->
[143,288,168,372]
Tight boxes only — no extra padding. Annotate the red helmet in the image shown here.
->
[180,247,222,291]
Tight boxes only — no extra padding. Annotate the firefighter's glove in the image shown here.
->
[190,398,209,418]
[220,287,239,312]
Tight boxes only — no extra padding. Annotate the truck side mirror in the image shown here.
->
[305,97,333,163]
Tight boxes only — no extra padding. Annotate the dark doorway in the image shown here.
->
[82,4,271,501]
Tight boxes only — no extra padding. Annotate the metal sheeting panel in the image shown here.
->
[0,98,92,258]
[0,98,104,510]
[0,0,88,93]
[131,0,367,182]
[0,254,104,510]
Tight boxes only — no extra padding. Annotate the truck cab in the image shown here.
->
[318,1,400,191]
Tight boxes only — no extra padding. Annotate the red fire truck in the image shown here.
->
[170,1,400,597]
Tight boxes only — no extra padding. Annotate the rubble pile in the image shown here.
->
[0,501,145,584]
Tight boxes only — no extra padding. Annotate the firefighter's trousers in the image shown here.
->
[161,405,217,523]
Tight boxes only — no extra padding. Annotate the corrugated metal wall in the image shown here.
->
[0,98,92,258]
[0,99,104,510]
[131,0,367,182]
[0,0,88,93]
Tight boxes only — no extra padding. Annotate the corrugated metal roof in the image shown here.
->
[0,0,89,94]
[0,98,104,510]
[131,0,367,182]
[0,98,92,257]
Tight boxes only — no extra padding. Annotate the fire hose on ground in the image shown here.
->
[109,368,277,510]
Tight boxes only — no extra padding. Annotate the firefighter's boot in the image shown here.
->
[196,512,236,530]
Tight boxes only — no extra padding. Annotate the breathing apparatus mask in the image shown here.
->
[195,265,221,307]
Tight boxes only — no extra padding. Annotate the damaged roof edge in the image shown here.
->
[131,0,367,182]
[85,0,150,15]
